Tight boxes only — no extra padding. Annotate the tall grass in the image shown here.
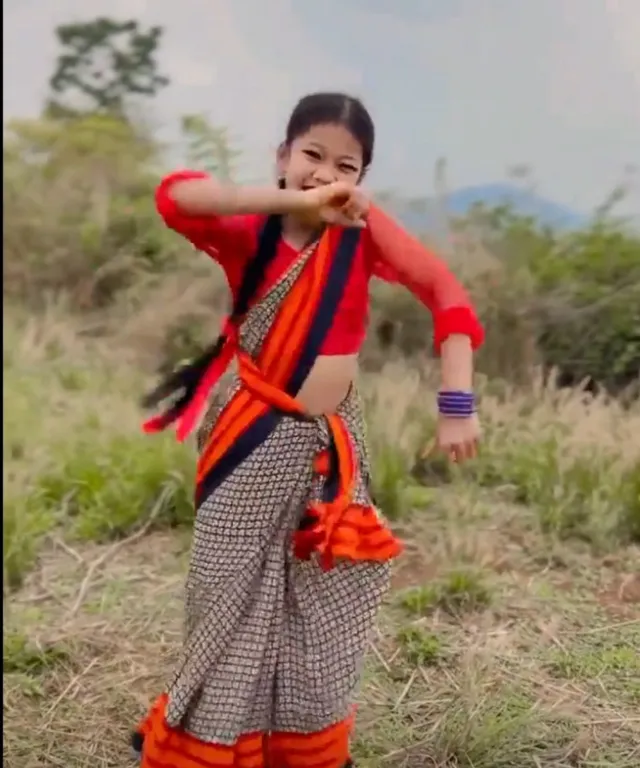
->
[4,308,639,592]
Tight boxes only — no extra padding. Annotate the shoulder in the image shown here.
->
[155,168,262,248]
[359,223,399,283]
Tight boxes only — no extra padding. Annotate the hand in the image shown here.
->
[303,182,369,228]
[436,413,480,463]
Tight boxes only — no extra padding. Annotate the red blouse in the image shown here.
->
[155,170,484,356]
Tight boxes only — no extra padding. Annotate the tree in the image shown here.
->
[47,17,169,116]
[181,114,241,181]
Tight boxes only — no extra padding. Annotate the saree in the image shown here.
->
[136,218,402,768]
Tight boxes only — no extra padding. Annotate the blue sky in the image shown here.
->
[3,0,639,214]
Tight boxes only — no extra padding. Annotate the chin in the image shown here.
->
[294,211,323,229]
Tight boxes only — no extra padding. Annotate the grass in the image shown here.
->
[3,309,640,767]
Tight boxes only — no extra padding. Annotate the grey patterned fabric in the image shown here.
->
[164,242,392,745]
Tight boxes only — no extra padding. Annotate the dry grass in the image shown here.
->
[3,308,640,768]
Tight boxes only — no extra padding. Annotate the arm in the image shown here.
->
[364,204,483,391]
[156,169,313,289]
[156,170,258,283]
[161,174,361,233]
[439,335,473,390]
[365,204,484,343]
[166,173,313,218]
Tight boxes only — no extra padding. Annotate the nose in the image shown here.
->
[312,164,336,185]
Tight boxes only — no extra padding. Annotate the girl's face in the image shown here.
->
[278,123,364,193]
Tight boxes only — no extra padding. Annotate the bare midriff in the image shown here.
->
[296,354,359,415]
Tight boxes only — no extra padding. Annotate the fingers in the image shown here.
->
[446,446,460,464]
[322,181,354,207]
[322,209,366,228]
[440,438,479,464]
[324,195,367,228]
[337,214,366,228]
[337,206,367,227]
[340,198,362,220]
[312,182,369,229]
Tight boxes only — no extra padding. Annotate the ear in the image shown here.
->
[275,142,290,178]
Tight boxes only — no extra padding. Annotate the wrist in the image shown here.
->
[440,334,474,391]
[280,188,313,215]
[437,390,476,419]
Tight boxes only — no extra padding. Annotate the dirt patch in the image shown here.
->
[597,572,640,619]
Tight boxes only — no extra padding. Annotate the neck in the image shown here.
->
[281,213,323,250]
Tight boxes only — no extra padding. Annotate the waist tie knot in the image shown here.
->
[235,353,402,569]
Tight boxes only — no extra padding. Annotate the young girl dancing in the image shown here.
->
[133,91,483,768]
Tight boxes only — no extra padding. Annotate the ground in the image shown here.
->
[3,317,639,767]
[4,491,639,768]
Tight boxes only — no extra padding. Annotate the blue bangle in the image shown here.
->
[437,390,476,418]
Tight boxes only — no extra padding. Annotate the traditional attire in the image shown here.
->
[134,171,484,768]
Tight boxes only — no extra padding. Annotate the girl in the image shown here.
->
[134,92,483,768]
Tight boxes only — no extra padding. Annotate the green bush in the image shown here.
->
[531,221,640,393]
[3,114,180,310]
[33,433,194,542]
[371,207,640,395]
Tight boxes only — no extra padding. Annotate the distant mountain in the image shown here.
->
[383,183,586,234]
[446,183,585,228]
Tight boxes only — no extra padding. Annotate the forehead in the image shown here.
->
[295,123,362,160]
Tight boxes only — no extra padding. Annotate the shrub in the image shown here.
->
[370,207,640,395]
[3,114,178,309]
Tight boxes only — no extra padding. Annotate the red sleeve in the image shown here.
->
[155,169,260,291]
[364,204,485,353]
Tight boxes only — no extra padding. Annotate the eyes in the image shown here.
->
[302,148,358,175]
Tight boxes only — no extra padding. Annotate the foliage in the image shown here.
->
[4,20,639,766]
[373,204,640,395]
[2,113,177,309]
[530,220,640,393]
[47,18,169,116]
[4,310,640,765]
[181,114,241,182]
[5,310,639,592]
[4,107,639,394]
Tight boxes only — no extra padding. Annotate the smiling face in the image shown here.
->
[278,122,364,192]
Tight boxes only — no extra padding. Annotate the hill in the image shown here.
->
[387,183,585,234]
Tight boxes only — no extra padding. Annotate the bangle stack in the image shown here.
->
[437,390,476,419]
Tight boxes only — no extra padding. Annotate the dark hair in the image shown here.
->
[284,92,375,171]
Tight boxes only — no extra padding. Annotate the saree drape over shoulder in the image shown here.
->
[136,218,402,768]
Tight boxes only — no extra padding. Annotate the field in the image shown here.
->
[3,22,640,767]
[3,307,639,768]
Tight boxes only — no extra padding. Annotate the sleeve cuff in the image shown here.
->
[155,169,210,223]
[433,305,485,354]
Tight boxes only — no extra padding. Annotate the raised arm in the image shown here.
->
[157,169,321,289]
[157,168,276,244]
[163,172,315,219]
